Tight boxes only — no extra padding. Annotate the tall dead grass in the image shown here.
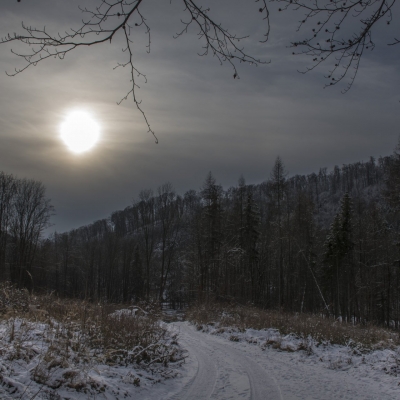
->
[0,281,29,315]
[0,283,182,396]
[28,296,175,366]
[187,302,400,348]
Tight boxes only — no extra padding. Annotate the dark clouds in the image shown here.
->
[0,0,399,233]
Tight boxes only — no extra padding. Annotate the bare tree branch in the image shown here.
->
[276,0,397,92]
[1,0,270,140]
[174,0,270,79]
[2,0,396,137]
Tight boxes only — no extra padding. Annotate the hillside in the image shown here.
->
[1,152,400,326]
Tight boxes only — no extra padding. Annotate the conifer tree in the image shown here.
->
[200,172,223,299]
[323,193,354,317]
[268,156,288,308]
[243,187,260,302]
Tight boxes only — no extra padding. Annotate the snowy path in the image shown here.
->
[140,322,399,400]
[170,323,283,400]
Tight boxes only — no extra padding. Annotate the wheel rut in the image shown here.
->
[169,323,282,400]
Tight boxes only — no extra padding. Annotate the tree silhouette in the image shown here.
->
[278,0,398,92]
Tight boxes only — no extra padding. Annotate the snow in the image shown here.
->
[183,322,400,399]
[0,316,183,399]
[109,306,148,318]
[1,317,400,399]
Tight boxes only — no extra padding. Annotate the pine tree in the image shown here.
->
[200,172,223,299]
[243,187,260,302]
[384,139,400,211]
[268,156,288,308]
[323,193,354,317]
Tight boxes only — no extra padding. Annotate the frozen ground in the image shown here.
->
[141,321,400,399]
[1,319,400,399]
[0,315,183,400]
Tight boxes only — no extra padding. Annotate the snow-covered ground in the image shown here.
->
[1,318,400,399]
[0,315,183,400]
[142,322,400,399]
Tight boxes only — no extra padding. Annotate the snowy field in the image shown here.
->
[1,310,400,399]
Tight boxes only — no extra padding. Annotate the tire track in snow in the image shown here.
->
[153,321,399,400]
[222,344,283,400]
[170,323,282,400]
[169,329,218,400]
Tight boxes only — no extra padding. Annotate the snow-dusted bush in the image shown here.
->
[187,302,400,348]
[0,282,29,315]
[0,296,184,399]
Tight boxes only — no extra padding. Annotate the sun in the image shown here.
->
[60,110,100,154]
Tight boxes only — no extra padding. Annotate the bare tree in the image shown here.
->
[133,189,156,300]
[9,178,54,290]
[0,173,17,281]
[156,183,181,302]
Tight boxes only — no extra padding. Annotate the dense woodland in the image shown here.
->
[2,147,400,327]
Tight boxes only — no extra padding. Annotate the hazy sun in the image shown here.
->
[60,110,100,154]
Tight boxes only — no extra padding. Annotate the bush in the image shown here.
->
[0,281,29,315]
[0,295,183,397]
[187,302,400,348]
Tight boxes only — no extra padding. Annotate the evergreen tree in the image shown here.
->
[243,186,260,302]
[200,172,223,299]
[267,156,288,308]
[323,193,354,317]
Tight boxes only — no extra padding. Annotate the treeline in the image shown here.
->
[2,152,400,327]
[0,172,53,289]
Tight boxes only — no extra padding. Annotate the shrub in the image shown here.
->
[187,302,400,348]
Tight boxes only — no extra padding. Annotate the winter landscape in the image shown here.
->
[1,290,400,399]
[1,0,400,399]
[2,152,400,398]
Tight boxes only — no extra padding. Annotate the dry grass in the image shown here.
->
[0,284,182,397]
[187,302,400,349]
[0,281,29,315]
[29,295,172,365]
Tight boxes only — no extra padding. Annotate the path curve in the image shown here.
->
[168,322,282,400]
[140,321,398,400]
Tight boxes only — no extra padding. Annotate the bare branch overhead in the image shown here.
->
[1,0,398,134]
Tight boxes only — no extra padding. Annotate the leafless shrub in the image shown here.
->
[187,302,400,349]
[0,295,182,397]
[298,338,314,355]
[0,281,29,315]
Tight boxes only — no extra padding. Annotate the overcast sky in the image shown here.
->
[0,0,399,233]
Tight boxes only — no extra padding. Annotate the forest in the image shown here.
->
[1,147,400,328]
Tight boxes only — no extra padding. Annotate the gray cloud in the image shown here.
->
[0,0,399,233]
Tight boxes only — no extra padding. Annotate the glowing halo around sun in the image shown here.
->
[60,110,100,154]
